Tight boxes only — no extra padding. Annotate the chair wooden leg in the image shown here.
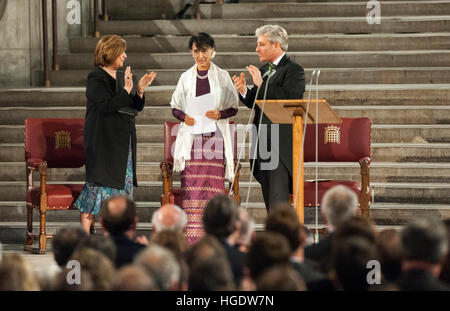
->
[24,204,34,252]
[25,204,33,245]
[36,203,48,254]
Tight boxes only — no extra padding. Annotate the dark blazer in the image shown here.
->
[219,238,246,286]
[84,67,144,189]
[239,54,305,182]
[397,269,450,291]
[304,233,334,262]
[111,234,146,268]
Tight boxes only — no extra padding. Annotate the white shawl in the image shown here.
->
[170,62,239,182]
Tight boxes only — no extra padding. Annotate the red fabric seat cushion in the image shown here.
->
[27,184,84,210]
[304,180,361,207]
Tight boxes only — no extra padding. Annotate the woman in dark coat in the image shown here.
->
[74,35,156,233]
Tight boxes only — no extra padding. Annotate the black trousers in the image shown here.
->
[257,160,292,212]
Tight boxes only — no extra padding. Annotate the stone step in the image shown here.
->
[0,105,449,125]
[56,51,450,70]
[49,66,450,86]
[69,33,450,53]
[0,201,448,236]
[2,124,449,144]
[241,0,431,2]
[1,140,450,162]
[108,1,450,19]
[97,17,450,36]
[0,220,321,244]
[0,178,448,207]
[2,85,450,107]
[2,162,450,183]
[2,221,409,244]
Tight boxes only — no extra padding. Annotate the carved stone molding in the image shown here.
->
[0,0,7,21]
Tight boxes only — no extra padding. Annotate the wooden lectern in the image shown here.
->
[255,99,341,224]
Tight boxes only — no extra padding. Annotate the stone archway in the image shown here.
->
[0,0,7,21]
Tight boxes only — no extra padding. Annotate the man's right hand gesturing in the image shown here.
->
[232,72,247,95]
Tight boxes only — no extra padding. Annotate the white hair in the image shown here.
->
[151,204,187,232]
[255,24,289,51]
[321,185,358,231]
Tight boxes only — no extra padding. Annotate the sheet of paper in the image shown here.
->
[186,93,217,135]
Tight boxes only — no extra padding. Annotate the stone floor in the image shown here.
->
[1,243,58,274]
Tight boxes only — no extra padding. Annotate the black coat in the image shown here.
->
[397,269,450,291]
[239,54,305,183]
[84,67,145,189]
[111,234,146,268]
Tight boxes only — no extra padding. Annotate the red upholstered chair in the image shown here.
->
[160,121,241,207]
[299,117,371,218]
[25,118,85,254]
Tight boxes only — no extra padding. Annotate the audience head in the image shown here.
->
[236,207,255,247]
[150,230,189,260]
[203,194,238,239]
[376,229,403,282]
[114,265,158,291]
[247,232,291,281]
[70,248,116,291]
[228,207,255,250]
[333,216,377,245]
[100,195,137,236]
[401,218,448,271]
[0,253,40,291]
[75,234,117,264]
[52,269,94,291]
[185,235,227,268]
[52,224,88,266]
[439,219,450,284]
[256,264,306,291]
[321,185,358,232]
[189,257,235,291]
[151,204,187,233]
[332,236,379,291]
[265,204,302,252]
[134,244,181,291]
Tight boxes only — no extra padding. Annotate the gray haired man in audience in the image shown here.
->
[304,185,358,263]
[151,203,188,233]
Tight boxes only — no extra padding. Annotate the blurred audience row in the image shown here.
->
[0,185,449,291]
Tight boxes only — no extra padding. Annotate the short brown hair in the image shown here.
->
[94,35,126,67]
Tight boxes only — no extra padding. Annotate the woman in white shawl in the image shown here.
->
[170,33,239,244]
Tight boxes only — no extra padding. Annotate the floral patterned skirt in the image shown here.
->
[74,141,134,215]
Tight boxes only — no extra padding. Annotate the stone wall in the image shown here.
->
[0,0,92,88]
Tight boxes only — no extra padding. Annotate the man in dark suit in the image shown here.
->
[304,185,358,273]
[397,218,450,291]
[100,196,148,268]
[202,194,246,287]
[233,25,305,211]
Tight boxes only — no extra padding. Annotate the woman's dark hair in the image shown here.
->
[189,32,215,50]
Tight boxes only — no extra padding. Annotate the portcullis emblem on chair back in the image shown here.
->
[24,118,86,254]
[324,125,341,144]
[55,130,71,150]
